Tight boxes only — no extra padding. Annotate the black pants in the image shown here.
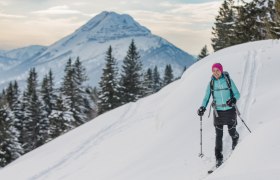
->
[215,124,239,160]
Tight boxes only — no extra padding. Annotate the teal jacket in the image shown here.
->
[202,74,240,111]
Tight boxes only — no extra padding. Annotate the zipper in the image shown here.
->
[218,78,225,110]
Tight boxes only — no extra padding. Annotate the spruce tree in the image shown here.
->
[22,68,49,152]
[5,81,23,144]
[73,57,91,124]
[49,94,75,138]
[212,0,237,51]
[60,58,76,128]
[60,58,91,127]
[163,64,174,86]
[0,105,23,167]
[153,66,162,92]
[142,68,154,96]
[41,70,57,142]
[41,70,56,116]
[120,40,143,103]
[98,46,120,114]
[197,45,209,61]
[265,0,280,38]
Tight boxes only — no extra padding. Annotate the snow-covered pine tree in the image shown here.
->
[163,64,174,86]
[234,0,274,44]
[120,40,143,104]
[60,58,77,128]
[5,81,23,145]
[73,57,92,123]
[263,0,280,39]
[98,46,121,114]
[49,94,75,138]
[0,105,23,167]
[153,66,162,93]
[212,0,237,51]
[197,45,209,61]
[60,58,91,127]
[142,68,154,96]
[22,68,49,152]
[41,70,56,116]
[40,70,57,142]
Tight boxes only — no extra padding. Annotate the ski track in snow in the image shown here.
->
[220,49,261,168]
[30,102,145,180]
[239,49,261,130]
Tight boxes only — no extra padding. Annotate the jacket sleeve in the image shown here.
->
[230,78,240,100]
[201,83,211,108]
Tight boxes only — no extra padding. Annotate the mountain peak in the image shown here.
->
[77,11,151,42]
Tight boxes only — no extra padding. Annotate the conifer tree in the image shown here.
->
[5,81,23,144]
[73,57,91,124]
[42,70,56,115]
[60,58,76,128]
[49,94,75,138]
[197,45,209,61]
[153,66,162,92]
[60,58,91,127]
[0,105,23,167]
[212,0,237,51]
[120,40,143,103]
[163,64,174,86]
[142,68,153,96]
[98,46,120,114]
[22,68,49,152]
[265,0,280,38]
[233,0,276,43]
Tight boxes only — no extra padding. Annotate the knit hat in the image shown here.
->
[212,63,223,73]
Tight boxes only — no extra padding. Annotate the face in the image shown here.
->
[212,68,222,79]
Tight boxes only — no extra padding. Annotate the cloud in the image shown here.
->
[159,1,221,23]
[0,12,25,18]
[32,5,90,16]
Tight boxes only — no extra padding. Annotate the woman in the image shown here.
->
[197,63,240,168]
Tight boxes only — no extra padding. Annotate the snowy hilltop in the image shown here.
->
[0,39,279,179]
[0,11,194,89]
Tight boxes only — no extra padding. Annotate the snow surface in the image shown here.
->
[0,39,279,180]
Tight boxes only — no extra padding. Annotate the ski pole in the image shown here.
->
[233,104,251,133]
[198,115,204,158]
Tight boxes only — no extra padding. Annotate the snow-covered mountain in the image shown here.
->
[0,39,279,179]
[0,45,46,72]
[0,11,194,89]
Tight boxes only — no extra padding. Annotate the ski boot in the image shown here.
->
[216,158,223,168]
[232,133,239,150]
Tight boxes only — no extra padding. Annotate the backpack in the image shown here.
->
[210,71,234,101]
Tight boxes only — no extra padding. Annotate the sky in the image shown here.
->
[0,0,230,55]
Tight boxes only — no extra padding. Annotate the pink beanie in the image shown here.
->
[212,63,223,72]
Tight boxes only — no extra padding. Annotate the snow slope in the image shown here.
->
[0,39,279,180]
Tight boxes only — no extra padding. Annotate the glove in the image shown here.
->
[197,106,206,116]
[226,97,236,107]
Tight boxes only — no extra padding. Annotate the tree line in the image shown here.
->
[0,40,176,167]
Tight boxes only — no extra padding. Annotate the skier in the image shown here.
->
[197,63,240,168]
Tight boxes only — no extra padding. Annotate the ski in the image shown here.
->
[208,169,214,174]
[207,165,218,174]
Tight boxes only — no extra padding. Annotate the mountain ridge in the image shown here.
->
[0,11,195,89]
